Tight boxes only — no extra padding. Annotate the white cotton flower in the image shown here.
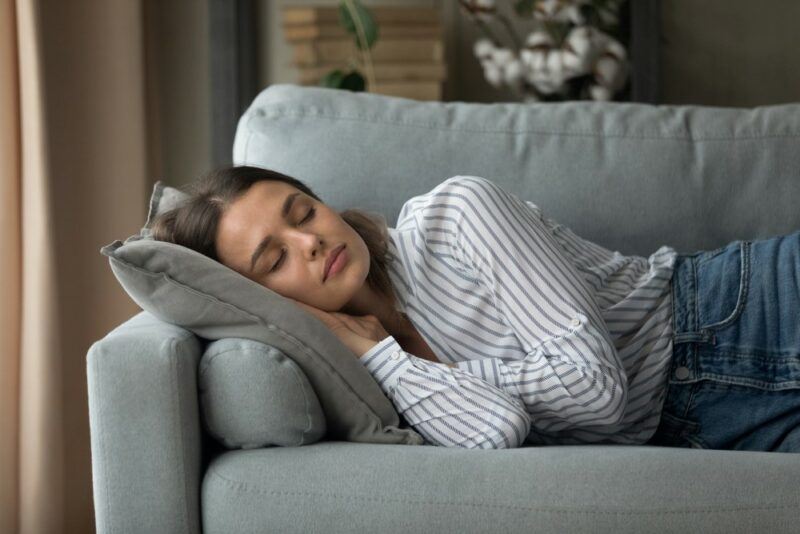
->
[530,75,564,95]
[524,29,555,49]
[561,26,598,75]
[520,30,573,95]
[519,48,537,69]
[589,84,612,101]
[524,49,570,94]
[473,37,495,61]
[481,60,504,87]
[520,30,554,71]
[594,56,622,87]
[604,38,627,61]
[480,51,524,88]
[503,57,524,85]
[490,47,515,68]
[519,48,543,71]
[588,34,628,95]
[546,48,569,79]
[533,0,587,25]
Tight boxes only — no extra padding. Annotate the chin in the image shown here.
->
[335,259,369,309]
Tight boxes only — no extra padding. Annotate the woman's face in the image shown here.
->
[215,180,370,311]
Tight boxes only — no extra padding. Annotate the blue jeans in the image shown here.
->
[647,229,800,453]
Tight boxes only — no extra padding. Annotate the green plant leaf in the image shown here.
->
[319,69,345,88]
[338,0,378,50]
[319,69,365,92]
[339,71,366,91]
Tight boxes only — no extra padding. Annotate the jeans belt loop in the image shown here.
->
[673,330,714,345]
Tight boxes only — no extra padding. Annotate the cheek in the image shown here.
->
[353,238,371,276]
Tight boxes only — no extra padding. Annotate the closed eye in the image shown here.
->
[268,207,316,273]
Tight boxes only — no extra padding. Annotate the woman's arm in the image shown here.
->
[414,176,629,430]
[360,336,531,449]
[287,301,519,447]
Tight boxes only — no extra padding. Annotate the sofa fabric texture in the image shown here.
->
[199,337,326,448]
[234,85,800,257]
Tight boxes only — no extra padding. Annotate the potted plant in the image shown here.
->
[319,0,379,92]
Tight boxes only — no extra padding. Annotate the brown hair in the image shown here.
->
[149,165,404,324]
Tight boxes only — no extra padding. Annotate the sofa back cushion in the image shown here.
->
[234,84,800,256]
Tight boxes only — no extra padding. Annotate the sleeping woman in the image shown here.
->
[150,165,800,453]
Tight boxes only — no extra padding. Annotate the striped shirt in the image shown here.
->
[360,175,678,448]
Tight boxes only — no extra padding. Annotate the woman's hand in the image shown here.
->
[289,299,390,358]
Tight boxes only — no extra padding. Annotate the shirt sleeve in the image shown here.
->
[359,335,532,449]
[415,175,629,431]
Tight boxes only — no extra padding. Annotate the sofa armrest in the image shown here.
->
[87,311,202,534]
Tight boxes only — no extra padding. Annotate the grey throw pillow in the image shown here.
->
[199,337,326,448]
[100,180,425,447]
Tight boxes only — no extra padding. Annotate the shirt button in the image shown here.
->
[570,317,581,327]
[674,366,690,380]
[390,351,401,360]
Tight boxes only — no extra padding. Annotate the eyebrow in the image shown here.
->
[249,192,301,274]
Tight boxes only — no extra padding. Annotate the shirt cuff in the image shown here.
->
[359,335,416,398]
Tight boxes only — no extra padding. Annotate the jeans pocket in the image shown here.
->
[695,240,751,332]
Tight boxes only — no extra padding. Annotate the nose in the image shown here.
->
[285,228,323,258]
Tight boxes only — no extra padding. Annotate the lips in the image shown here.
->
[324,244,345,281]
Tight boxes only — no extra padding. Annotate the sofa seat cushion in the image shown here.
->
[201,442,800,533]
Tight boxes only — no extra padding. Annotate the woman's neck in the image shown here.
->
[341,285,413,340]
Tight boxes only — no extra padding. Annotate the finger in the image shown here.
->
[335,313,372,329]
[331,313,361,331]
[334,313,379,339]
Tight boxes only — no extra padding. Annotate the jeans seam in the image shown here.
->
[698,241,751,332]
[683,432,708,449]
[695,246,727,266]
[692,256,699,335]
[699,372,800,391]
[682,382,701,424]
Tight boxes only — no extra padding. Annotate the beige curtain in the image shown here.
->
[0,1,154,532]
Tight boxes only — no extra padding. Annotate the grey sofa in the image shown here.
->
[88,84,800,533]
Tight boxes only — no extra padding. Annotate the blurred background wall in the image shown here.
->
[660,1,800,106]
[145,0,800,188]
[144,0,211,187]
